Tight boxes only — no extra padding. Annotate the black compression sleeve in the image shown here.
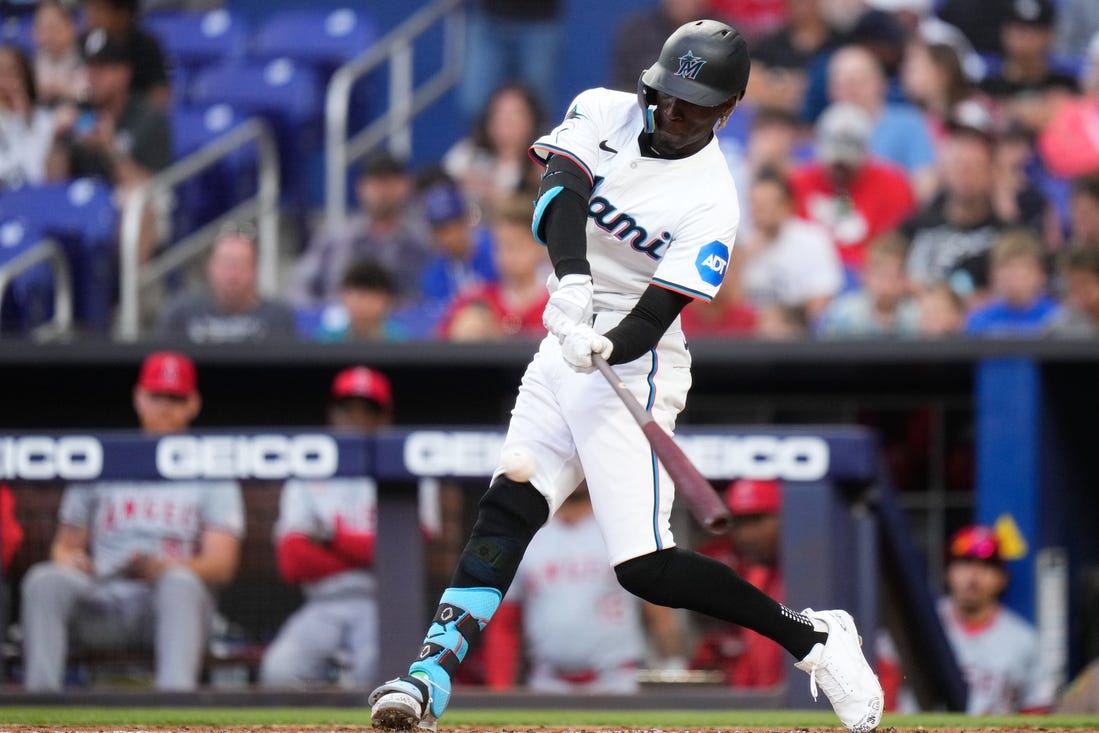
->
[539,155,592,278]
[603,285,693,365]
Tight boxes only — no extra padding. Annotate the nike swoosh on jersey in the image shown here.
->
[598,140,619,154]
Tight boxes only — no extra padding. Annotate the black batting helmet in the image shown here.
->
[639,19,751,109]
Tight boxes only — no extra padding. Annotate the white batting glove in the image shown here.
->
[561,324,613,373]
[542,274,593,342]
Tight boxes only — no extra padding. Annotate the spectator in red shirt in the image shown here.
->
[690,479,785,689]
[791,103,916,276]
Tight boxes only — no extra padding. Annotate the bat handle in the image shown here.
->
[591,353,618,384]
[592,354,652,427]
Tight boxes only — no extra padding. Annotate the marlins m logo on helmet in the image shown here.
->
[674,50,706,80]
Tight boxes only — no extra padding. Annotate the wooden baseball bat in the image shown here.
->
[592,354,730,534]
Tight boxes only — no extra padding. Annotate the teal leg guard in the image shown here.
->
[408,587,502,719]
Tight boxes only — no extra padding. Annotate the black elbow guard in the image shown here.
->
[533,154,592,245]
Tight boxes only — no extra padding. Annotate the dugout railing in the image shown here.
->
[0,427,965,711]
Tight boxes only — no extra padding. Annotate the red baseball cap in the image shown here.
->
[948,525,1003,564]
[724,478,782,516]
[331,366,392,410]
[137,351,197,397]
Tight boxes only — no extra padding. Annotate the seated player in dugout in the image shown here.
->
[20,351,244,692]
[260,366,440,687]
[369,18,884,733]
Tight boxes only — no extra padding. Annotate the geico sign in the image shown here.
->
[678,435,830,481]
[0,436,103,480]
[403,431,505,476]
[156,435,338,480]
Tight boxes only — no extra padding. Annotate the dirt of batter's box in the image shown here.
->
[2,727,1097,733]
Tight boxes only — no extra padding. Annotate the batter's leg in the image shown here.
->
[370,476,549,730]
[260,601,344,686]
[153,566,211,690]
[615,550,883,732]
[615,549,825,657]
[372,345,578,730]
[20,562,94,691]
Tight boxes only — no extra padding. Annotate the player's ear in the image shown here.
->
[716,98,738,130]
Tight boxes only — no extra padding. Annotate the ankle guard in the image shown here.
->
[409,586,502,718]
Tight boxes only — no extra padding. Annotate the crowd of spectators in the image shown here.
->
[6,0,1099,342]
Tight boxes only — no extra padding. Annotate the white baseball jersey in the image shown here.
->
[59,480,244,578]
[274,478,378,599]
[530,88,739,314]
[937,597,1057,714]
[505,512,646,675]
[500,88,740,566]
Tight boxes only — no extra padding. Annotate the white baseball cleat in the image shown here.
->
[794,608,885,733]
[369,676,437,732]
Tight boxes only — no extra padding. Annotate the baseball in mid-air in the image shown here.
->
[500,447,537,482]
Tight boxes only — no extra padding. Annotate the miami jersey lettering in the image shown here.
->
[530,87,739,312]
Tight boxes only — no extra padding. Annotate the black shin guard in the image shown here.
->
[615,547,827,659]
[451,476,550,592]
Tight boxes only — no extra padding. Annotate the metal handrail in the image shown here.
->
[325,0,465,225]
[116,117,280,341]
[0,237,73,341]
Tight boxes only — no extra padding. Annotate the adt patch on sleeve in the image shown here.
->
[695,241,730,286]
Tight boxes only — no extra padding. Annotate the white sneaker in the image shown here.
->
[794,609,884,733]
[369,676,437,732]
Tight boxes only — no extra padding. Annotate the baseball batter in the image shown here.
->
[370,20,883,733]
[20,351,245,691]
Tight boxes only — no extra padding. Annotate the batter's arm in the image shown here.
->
[50,524,91,573]
[602,285,692,365]
[535,154,593,278]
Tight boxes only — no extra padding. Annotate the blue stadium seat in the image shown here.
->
[249,7,379,143]
[0,218,57,336]
[144,9,251,77]
[170,102,256,238]
[250,7,377,77]
[172,102,248,159]
[0,180,118,332]
[188,58,322,213]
